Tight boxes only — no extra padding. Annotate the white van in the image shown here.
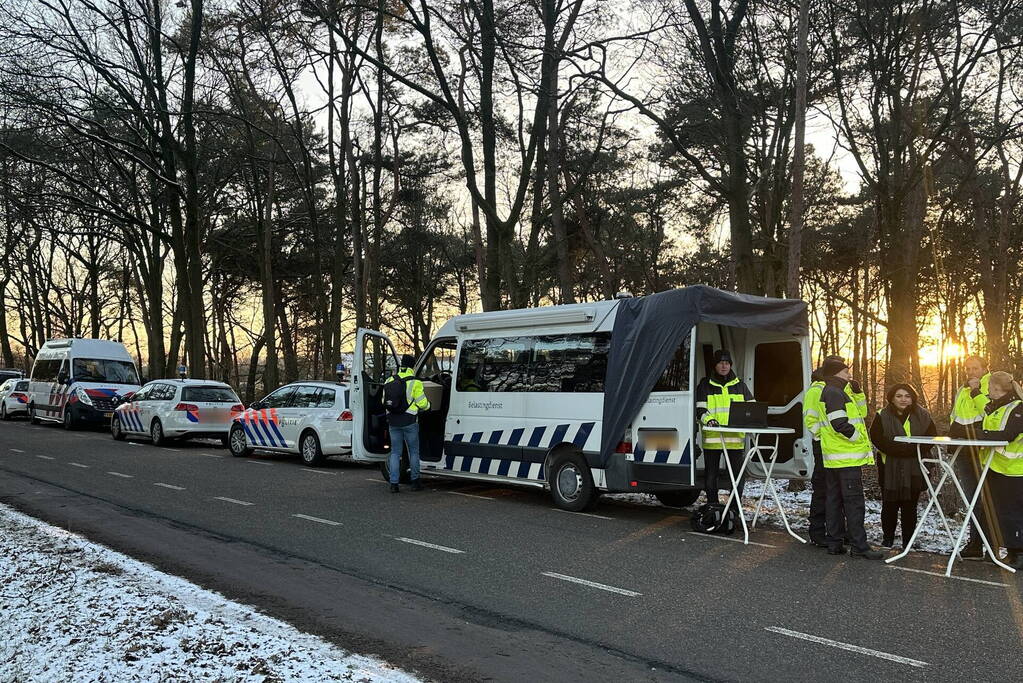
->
[28,339,142,429]
[348,286,813,511]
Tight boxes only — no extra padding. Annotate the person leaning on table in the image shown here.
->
[950,355,994,559]
[813,358,884,559]
[978,371,1023,570]
[869,384,936,550]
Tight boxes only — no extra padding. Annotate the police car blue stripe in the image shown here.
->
[527,427,546,448]
[478,457,492,474]
[508,428,524,446]
[131,412,143,432]
[497,459,512,476]
[470,432,484,443]
[548,424,570,446]
[267,420,288,448]
[452,433,464,442]
[517,461,531,478]
[487,431,503,445]
[573,422,595,447]
[240,421,259,446]
[247,418,269,446]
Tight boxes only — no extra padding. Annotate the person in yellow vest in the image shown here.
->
[950,356,993,559]
[815,358,883,559]
[869,384,936,549]
[978,371,1023,569]
[695,349,753,516]
[383,354,431,493]
[805,356,846,547]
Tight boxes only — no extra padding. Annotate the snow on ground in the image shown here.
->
[0,504,420,682]
[607,481,977,555]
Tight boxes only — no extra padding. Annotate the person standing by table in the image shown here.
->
[805,356,847,548]
[869,384,937,549]
[979,371,1023,569]
[950,356,994,559]
[696,350,753,516]
[811,360,883,559]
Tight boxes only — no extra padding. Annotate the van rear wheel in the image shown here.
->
[549,452,597,512]
[655,490,702,509]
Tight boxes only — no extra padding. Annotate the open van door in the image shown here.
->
[744,334,813,480]
[351,329,399,462]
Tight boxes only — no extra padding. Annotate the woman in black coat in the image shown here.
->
[869,384,936,548]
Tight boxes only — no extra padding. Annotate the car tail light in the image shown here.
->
[173,403,199,412]
[614,440,633,454]
[337,410,353,421]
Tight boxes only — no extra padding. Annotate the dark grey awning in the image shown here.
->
[600,285,808,465]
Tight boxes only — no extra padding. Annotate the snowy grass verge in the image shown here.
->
[0,503,420,682]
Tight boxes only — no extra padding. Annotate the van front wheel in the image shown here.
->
[549,452,597,512]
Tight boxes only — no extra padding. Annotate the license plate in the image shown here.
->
[638,429,678,451]
[104,412,113,418]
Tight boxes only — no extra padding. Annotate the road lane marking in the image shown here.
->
[687,531,777,549]
[154,482,185,491]
[888,565,1009,588]
[293,514,342,526]
[301,468,337,475]
[35,455,55,460]
[213,496,253,506]
[764,627,928,667]
[366,478,386,484]
[9,448,24,453]
[246,460,273,466]
[126,443,140,447]
[107,472,133,479]
[200,453,224,458]
[541,572,642,597]
[164,448,182,452]
[448,491,495,500]
[552,508,613,520]
[396,537,465,554]
[68,462,89,468]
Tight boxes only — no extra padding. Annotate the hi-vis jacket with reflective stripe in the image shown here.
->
[384,369,430,426]
[951,373,991,428]
[803,380,825,441]
[981,398,1023,476]
[696,373,753,450]
[815,377,874,468]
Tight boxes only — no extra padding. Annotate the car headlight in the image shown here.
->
[74,387,94,406]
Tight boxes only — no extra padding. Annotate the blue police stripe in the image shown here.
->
[247,418,269,446]
[548,423,570,446]
[478,457,492,474]
[527,426,546,448]
[240,421,259,446]
[452,433,464,442]
[654,449,670,464]
[517,461,531,478]
[509,428,524,445]
[572,422,595,447]
[460,457,473,472]
[470,432,484,443]
[266,419,288,447]
[132,412,143,432]
[497,459,512,476]
[445,454,456,469]
[487,431,503,445]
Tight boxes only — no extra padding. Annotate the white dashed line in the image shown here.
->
[153,482,185,491]
[246,460,273,466]
[164,448,182,452]
[448,491,495,501]
[552,508,613,520]
[293,514,342,526]
[68,462,89,468]
[126,443,140,447]
[301,468,337,475]
[888,565,1009,588]
[366,478,386,484]
[541,572,642,597]
[107,472,133,479]
[200,453,224,459]
[396,537,465,554]
[9,448,24,453]
[213,496,253,506]
[765,627,928,668]
[35,455,55,460]
[687,532,777,549]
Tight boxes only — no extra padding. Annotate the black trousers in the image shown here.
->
[881,495,920,546]
[825,466,869,552]
[809,441,846,544]
[704,449,746,514]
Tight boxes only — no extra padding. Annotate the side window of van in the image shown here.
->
[652,335,692,392]
[530,333,611,392]
[32,359,60,382]
[457,338,532,392]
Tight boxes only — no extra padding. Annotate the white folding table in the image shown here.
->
[885,435,1015,576]
[704,425,803,545]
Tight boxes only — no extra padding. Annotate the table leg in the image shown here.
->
[750,436,805,543]
[887,444,954,564]
[720,431,752,544]
[946,451,1015,576]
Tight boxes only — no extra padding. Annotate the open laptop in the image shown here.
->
[728,401,768,428]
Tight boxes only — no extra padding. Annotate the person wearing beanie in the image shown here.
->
[695,349,753,517]
[382,353,431,492]
[809,360,884,559]
[805,355,846,547]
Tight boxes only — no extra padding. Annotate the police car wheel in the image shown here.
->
[150,419,166,446]
[300,431,325,466]
[111,415,126,441]
[549,453,596,512]
[63,408,77,431]
[655,490,701,509]
[229,425,252,457]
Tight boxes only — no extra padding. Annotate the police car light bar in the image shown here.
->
[455,308,596,332]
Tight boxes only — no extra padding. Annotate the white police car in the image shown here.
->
[111,379,243,446]
[0,378,30,420]
[227,381,353,466]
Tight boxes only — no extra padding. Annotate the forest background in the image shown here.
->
[1,0,1021,412]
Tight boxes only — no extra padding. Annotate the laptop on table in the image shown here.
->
[727,401,768,428]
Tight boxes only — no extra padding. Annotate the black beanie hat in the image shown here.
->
[400,354,417,369]
[714,349,732,364]
[819,357,849,378]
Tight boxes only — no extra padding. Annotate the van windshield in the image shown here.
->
[73,358,140,385]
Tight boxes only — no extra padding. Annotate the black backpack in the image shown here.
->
[690,502,737,535]
[383,375,411,414]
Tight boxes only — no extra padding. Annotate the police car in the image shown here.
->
[227,381,353,466]
[111,379,244,446]
[0,378,30,420]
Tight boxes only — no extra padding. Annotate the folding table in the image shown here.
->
[885,435,1015,576]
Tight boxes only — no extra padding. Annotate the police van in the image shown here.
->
[28,339,142,429]
[349,285,813,511]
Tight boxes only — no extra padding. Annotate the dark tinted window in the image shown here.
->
[15,381,29,391]
[530,333,611,392]
[132,385,153,401]
[261,386,296,408]
[73,358,140,385]
[456,337,532,392]
[32,359,61,382]
[315,388,337,408]
[182,386,238,403]
[290,385,322,409]
[754,341,802,405]
[151,384,176,401]
[652,335,692,392]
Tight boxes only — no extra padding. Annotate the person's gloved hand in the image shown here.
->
[706,419,720,427]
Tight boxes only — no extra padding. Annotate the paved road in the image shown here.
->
[1,418,1021,682]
